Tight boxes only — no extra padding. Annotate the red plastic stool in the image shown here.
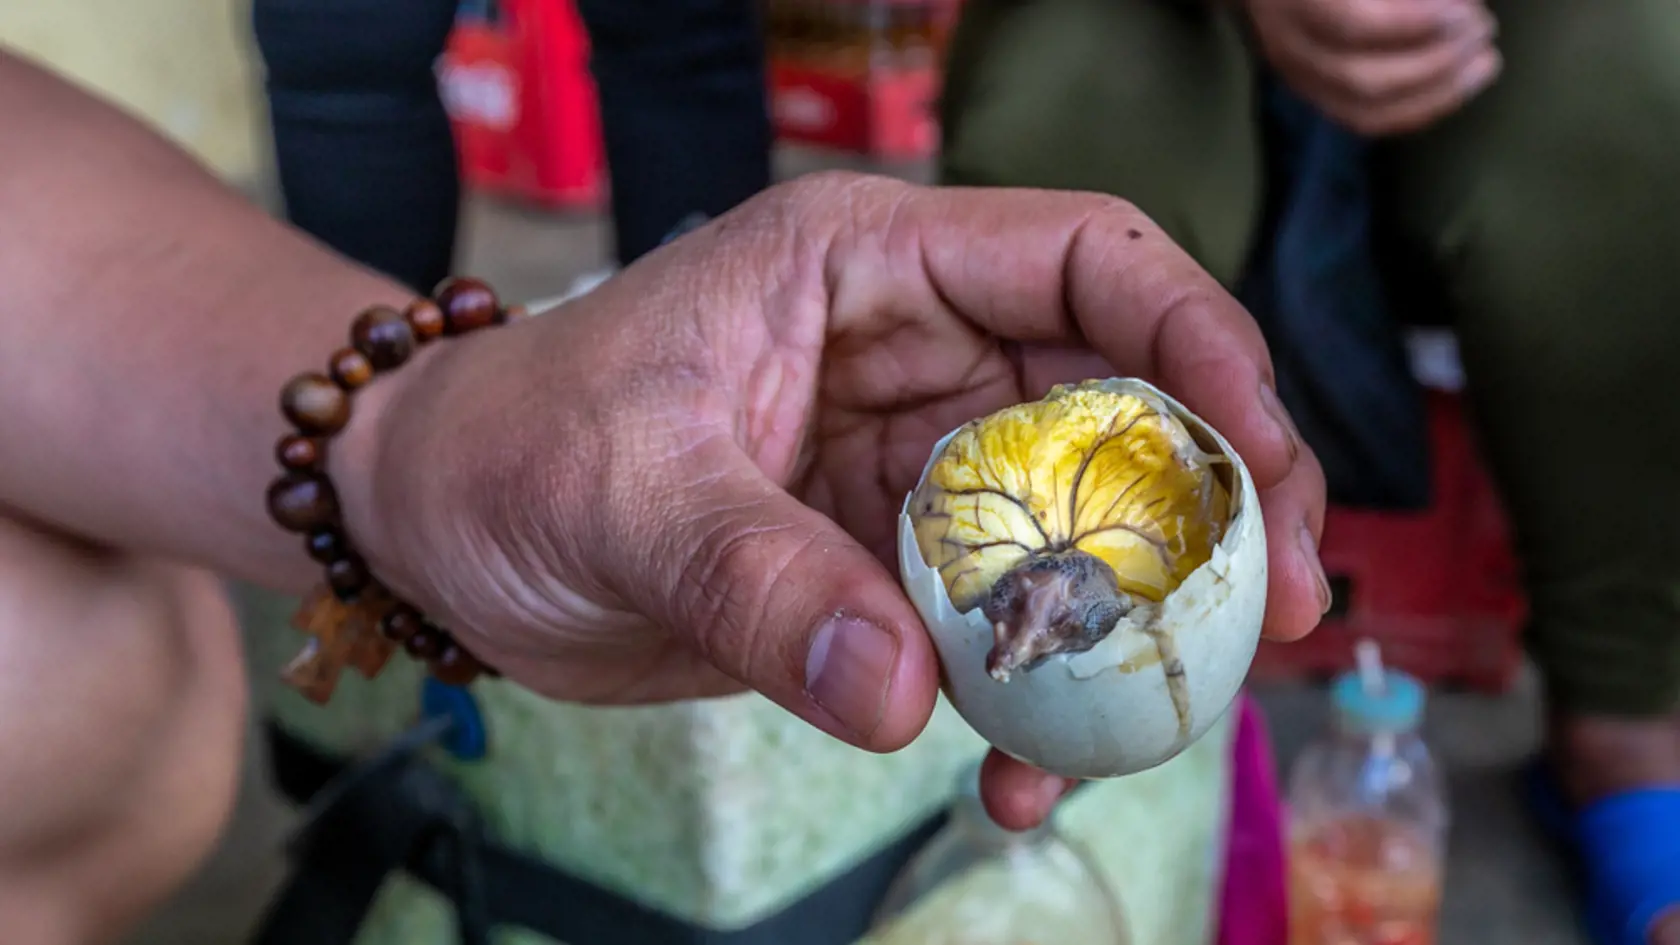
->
[1249,389,1528,694]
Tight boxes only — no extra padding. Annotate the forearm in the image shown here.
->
[0,50,413,591]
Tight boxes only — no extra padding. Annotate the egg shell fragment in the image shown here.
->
[897,378,1267,780]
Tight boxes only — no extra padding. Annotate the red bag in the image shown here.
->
[439,0,606,210]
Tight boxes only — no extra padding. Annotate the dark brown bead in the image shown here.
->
[305,529,345,563]
[266,473,339,533]
[379,606,423,643]
[276,434,322,472]
[430,644,482,686]
[405,298,446,342]
[404,626,446,660]
[326,555,370,599]
[350,305,416,370]
[435,277,499,335]
[329,347,374,389]
[280,373,350,435]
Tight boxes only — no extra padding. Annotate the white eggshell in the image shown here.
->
[898,378,1267,779]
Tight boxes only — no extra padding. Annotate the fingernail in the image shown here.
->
[806,614,899,739]
[1300,523,1332,616]
[1259,382,1302,462]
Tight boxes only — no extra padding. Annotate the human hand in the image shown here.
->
[338,173,1328,828]
[1243,0,1502,137]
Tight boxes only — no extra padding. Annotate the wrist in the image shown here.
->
[325,332,447,595]
[264,278,525,702]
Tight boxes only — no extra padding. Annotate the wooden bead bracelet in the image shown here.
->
[266,277,523,705]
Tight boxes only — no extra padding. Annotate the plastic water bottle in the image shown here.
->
[1286,642,1449,945]
[867,764,1130,945]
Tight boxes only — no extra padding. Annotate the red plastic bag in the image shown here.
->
[439,0,606,209]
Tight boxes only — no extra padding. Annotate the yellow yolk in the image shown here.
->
[908,381,1231,612]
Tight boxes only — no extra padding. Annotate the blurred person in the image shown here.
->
[573,0,774,267]
[251,0,772,292]
[935,0,1680,943]
[0,48,1327,944]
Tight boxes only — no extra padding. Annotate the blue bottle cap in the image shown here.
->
[421,677,489,762]
[1329,668,1425,734]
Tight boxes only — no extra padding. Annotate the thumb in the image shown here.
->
[639,441,939,752]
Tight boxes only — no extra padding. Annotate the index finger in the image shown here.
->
[898,185,1300,492]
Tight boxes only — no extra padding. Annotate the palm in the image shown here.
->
[482,308,1108,705]
[794,332,1112,568]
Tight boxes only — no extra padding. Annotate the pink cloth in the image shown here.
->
[1214,693,1288,945]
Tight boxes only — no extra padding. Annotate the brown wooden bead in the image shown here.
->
[431,644,481,686]
[327,555,370,600]
[266,473,339,533]
[435,277,499,335]
[405,298,446,342]
[329,347,374,389]
[276,434,323,472]
[280,373,350,434]
[379,606,422,644]
[305,529,345,563]
[350,305,416,370]
[404,626,446,660]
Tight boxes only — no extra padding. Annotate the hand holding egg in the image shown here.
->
[360,174,1327,829]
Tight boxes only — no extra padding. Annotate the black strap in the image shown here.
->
[252,717,494,945]
[256,721,952,945]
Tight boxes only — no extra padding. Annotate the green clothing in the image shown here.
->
[939,0,1680,716]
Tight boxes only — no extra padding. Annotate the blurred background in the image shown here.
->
[0,1,1627,944]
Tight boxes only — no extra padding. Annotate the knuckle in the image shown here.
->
[1078,194,1160,254]
[721,172,907,297]
[790,168,877,198]
[770,170,886,231]
[1084,192,1148,223]
[677,522,752,665]
[676,504,807,676]
[817,171,914,240]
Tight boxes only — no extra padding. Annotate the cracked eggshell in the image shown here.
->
[897,378,1267,780]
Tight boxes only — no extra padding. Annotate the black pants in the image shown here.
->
[252,0,773,291]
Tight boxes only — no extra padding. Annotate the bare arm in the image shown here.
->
[0,49,412,591]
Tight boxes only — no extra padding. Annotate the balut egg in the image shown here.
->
[897,378,1266,779]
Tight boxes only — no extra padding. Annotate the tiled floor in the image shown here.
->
[124,155,1588,945]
